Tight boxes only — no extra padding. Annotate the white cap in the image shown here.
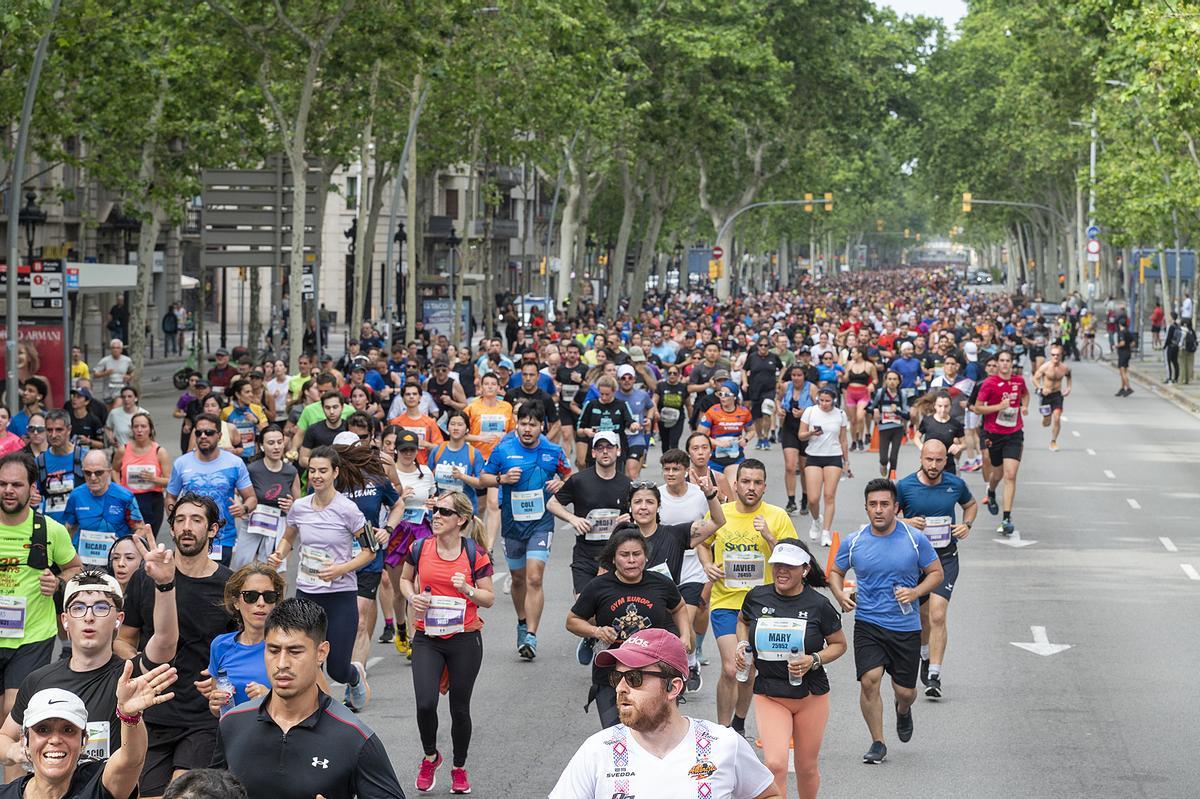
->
[767,540,814,567]
[591,431,620,448]
[616,364,636,379]
[63,572,123,606]
[22,689,88,732]
[332,431,362,446]
[962,341,978,362]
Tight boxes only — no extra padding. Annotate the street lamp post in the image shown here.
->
[603,240,614,314]
[19,192,47,264]
[672,241,683,291]
[585,234,596,308]
[393,224,406,341]
[447,227,462,346]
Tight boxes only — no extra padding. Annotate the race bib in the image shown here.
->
[881,405,900,425]
[77,530,117,566]
[1038,403,1052,417]
[424,596,467,636]
[434,462,463,492]
[713,436,740,459]
[46,476,73,514]
[247,505,284,539]
[647,561,672,579]
[997,406,1019,427]
[0,596,27,638]
[753,617,808,662]
[208,540,224,562]
[584,508,620,542]
[402,506,428,524]
[480,414,506,434]
[659,407,681,427]
[560,383,580,403]
[124,464,157,491]
[297,545,333,588]
[83,721,110,761]
[403,426,427,444]
[510,489,545,522]
[924,515,953,549]
[724,550,765,589]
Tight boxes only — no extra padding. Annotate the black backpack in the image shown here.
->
[162,310,179,334]
[36,448,86,492]
[27,511,50,571]
[1185,328,1198,354]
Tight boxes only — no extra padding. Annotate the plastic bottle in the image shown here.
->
[422,586,433,624]
[735,641,751,683]
[215,670,235,715]
[788,646,804,686]
[894,583,913,615]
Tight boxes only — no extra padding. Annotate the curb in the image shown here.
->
[1107,359,1200,418]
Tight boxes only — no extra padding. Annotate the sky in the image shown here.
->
[879,0,967,30]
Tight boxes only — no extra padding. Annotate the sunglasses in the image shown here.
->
[26,425,45,433]
[630,480,658,491]
[608,669,675,689]
[240,590,280,604]
[83,469,108,478]
[433,506,460,518]
[194,428,219,437]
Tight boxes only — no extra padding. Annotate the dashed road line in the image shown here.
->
[1071,430,1081,437]
[1103,470,1115,479]
[1086,448,1096,456]
[1182,564,1200,581]
[1126,498,1141,510]
[1160,537,1178,552]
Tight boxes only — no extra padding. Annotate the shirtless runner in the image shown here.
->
[1032,343,1072,452]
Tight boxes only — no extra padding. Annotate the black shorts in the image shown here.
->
[853,619,921,689]
[571,557,600,595]
[984,430,1024,466]
[0,636,55,691]
[805,454,843,469]
[1117,353,1131,368]
[626,445,648,462]
[1041,391,1064,412]
[919,550,959,603]
[779,427,806,454]
[142,724,218,796]
[559,406,579,429]
[749,397,770,419]
[357,569,383,600]
[679,582,705,607]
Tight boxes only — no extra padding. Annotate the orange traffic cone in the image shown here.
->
[824,531,841,576]
[869,428,880,452]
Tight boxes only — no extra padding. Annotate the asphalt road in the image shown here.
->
[137,361,1198,798]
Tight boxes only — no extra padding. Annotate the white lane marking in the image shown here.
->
[1160,537,1178,552]
[366,656,383,670]
[1010,626,1071,656]
[1182,564,1200,581]
[1060,415,1069,422]
[1086,448,1096,456]
[1071,430,1080,437]
[1126,498,1141,509]
[1103,470,1115,479]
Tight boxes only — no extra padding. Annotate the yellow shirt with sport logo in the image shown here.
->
[705,501,797,611]
[0,512,77,648]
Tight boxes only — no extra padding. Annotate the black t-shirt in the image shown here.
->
[745,352,783,397]
[453,361,476,399]
[919,416,964,454]
[555,468,632,563]
[0,760,126,799]
[571,571,682,684]
[504,387,559,428]
[576,398,633,460]
[556,365,588,410]
[11,656,128,760]
[740,584,842,699]
[642,523,693,584]
[301,420,346,449]
[247,459,298,506]
[124,565,236,728]
[426,376,458,417]
[657,381,687,428]
[71,412,104,444]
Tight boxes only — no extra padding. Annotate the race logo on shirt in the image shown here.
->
[688,761,717,780]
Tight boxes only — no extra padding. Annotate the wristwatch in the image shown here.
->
[704,491,718,501]
[154,581,175,593]
[811,652,823,671]
[964,520,973,529]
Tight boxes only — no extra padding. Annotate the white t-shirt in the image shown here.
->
[95,354,133,396]
[105,405,146,448]
[549,717,773,799]
[800,405,848,457]
[396,465,437,525]
[659,483,708,585]
[266,378,291,419]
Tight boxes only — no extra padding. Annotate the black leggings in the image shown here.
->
[134,492,164,539]
[660,422,684,453]
[878,427,904,472]
[412,630,483,767]
[297,589,360,686]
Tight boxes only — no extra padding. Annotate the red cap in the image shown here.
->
[594,628,688,676]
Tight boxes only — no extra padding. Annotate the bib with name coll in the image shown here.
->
[511,489,545,521]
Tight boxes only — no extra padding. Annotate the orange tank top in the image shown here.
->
[121,443,163,495]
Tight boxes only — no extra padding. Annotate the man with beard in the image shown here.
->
[211,598,405,799]
[549,629,777,799]
[117,493,236,798]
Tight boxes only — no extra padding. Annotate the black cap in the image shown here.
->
[396,430,420,450]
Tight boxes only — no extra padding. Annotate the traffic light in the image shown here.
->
[962,192,972,213]
[876,219,884,232]
[824,192,833,212]
[804,193,813,213]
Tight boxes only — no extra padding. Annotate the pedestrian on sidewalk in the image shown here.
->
[1164,312,1182,384]
[1181,319,1196,385]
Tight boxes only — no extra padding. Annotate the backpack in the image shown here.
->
[411,536,479,585]
[161,311,178,334]
[36,448,86,491]
[1186,328,1198,354]
[26,512,50,571]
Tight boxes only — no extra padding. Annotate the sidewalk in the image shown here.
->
[1111,344,1200,417]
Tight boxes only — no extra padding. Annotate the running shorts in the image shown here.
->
[853,618,921,689]
[356,569,383,600]
[679,582,705,607]
[805,454,843,470]
[984,430,1024,466]
[919,550,959,603]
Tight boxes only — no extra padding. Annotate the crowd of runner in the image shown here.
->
[0,265,1096,798]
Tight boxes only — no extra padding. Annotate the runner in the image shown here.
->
[104,387,148,451]
[386,429,438,657]
[33,410,88,525]
[868,370,909,479]
[232,426,298,569]
[428,412,485,514]
[548,629,776,799]
[615,366,655,480]
[464,373,515,550]
[576,376,637,466]
[972,350,1029,536]
[896,440,976,700]
[220,380,268,461]
[1114,316,1134,396]
[914,392,964,474]
[843,346,877,451]
[479,403,570,660]
[556,342,589,467]
[742,337,782,450]
[390,382,444,464]
[505,361,560,441]
[63,450,145,567]
[205,563,283,713]
[1032,343,1072,451]
[699,383,754,473]
[655,364,688,453]
[800,387,850,547]
[298,391,351,467]
[828,478,943,764]
[735,539,846,799]
[115,412,172,537]
[695,458,796,733]
[776,365,817,515]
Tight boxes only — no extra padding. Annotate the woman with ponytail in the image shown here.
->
[734,539,848,798]
[398,490,495,794]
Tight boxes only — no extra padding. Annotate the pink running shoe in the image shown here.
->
[416,752,442,792]
[451,767,471,794]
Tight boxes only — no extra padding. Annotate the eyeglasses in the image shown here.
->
[608,669,675,689]
[194,428,219,437]
[67,602,114,618]
[83,469,108,478]
[26,426,45,433]
[630,480,658,491]
[239,590,280,604]
[433,506,460,518]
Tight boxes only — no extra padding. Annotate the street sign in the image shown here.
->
[1086,239,1101,255]
[30,260,65,309]
[1087,252,1100,263]
[711,246,724,259]
[1086,225,1100,239]
[66,267,79,289]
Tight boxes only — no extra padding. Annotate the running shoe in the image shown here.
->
[896,702,914,742]
[416,752,443,792]
[769,431,777,443]
[501,573,513,594]
[785,499,797,515]
[346,661,371,712]
[576,636,596,666]
[517,620,528,651]
[799,497,808,515]
[919,658,930,687]
[821,529,832,548]
[862,741,887,764]
[378,622,395,644]
[1000,519,1015,536]
[395,635,412,658]
[687,665,703,693]
[986,494,999,515]
[1049,441,1060,452]
[450,767,471,794]
[519,632,538,660]
[809,519,821,542]
[925,675,942,699]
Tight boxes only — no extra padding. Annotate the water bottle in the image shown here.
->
[788,646,804,686]
[215,670,235,715]
[735,642,752,683]
[893,583,913,616]
[422,586,433,624]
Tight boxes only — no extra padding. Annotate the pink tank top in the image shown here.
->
[120,443,163,494]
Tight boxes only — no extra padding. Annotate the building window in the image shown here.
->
[445,188,459,218]
[346,177,358,210]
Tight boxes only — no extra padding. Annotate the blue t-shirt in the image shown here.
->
[9,411,30,438]
[891,356,923,390]
[167,451,253,547]
[63,483,143,541]
[895,472,973,557]
[506,372,556,397]
[428,443,485,513]
[208,631,269,706]
[224,405,261,459]
[483,435,570,541]
[834,521,938,633]
[651,344,677,364]
[343,477,399,574]
[616,388,654,447]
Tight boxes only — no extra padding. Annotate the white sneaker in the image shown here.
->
[809,520,821,541]
[821,529,832,547]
